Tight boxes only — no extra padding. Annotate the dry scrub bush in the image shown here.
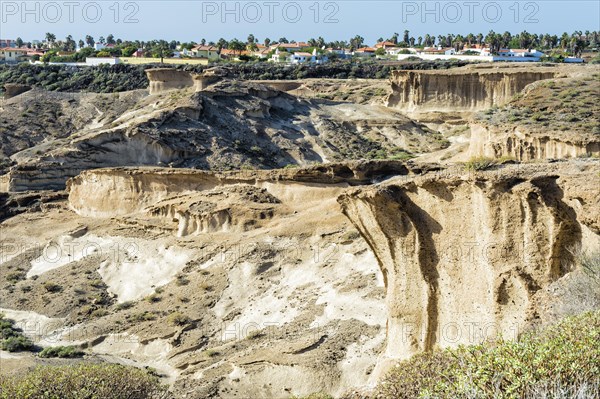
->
[372,311,600,399]
[0,363,170,399]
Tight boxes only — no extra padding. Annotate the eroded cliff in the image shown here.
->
[387,64,557,113]
[339,160,600,376]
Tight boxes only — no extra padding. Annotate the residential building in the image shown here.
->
[190,45,219,60]
[0,39,16,48]
[270,42,309,53]
[384,47,416,56]
[0,48,28,62]
[353,47,376,57]
[421,47,456,55]
[375,41,397,49]
[289,52,312,64]
[219,48,249,60]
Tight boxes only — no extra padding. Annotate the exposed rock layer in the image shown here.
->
[468,124,600,161]
[146,68,221,94]
[387,65,556,112]
[339,160,600,375]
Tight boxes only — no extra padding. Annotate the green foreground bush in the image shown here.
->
[38,345,84,358]
[0,363,169,399]
[376,311,600,399]
[0,313,34,352]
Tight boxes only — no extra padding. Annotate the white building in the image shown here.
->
[85,57,120,66]
[289,52,312,64]
[0,48,27,62]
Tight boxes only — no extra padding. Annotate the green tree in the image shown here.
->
[15,37,23,47]
[228,38,246,55]
[85,35,94,47]
[106,34,115,45]
[216,38,228,50]
[45,32,56,47]
[349,35,364,50]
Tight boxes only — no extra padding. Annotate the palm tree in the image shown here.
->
[349,35,364,50]
[452,34,464,51]
[437,35,444,47]
[485,30,501,53]
[466,33,475,47]
[228,39,245,56]
[216,38,228,50]
[403,30,410,44]
[45,32,56,47]
[502,31,512,48]
[78,39,84,49]
[247,34,255,44]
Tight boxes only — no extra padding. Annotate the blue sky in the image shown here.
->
[2,1,599,44]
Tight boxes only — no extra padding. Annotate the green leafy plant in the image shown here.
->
[0,314,34,352]
[38,346,84,358]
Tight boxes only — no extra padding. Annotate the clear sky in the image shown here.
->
[1,1,599,44]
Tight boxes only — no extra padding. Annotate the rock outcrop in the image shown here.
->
[146,68,221,94]
[1,80,443,192]
[66,161,419,217]
[387,65,556,113]
[468,124,600,161]
[3,83,32,99]
[339,160,600,376]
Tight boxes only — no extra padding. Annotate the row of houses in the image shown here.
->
[395,46,584,62]
[2,36,585,64]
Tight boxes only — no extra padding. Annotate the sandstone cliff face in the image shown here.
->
[339,161,600,375]
[468,124,600,161]
[66,161,416,217]
[387,66,556,113]
[146,68,221,94]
